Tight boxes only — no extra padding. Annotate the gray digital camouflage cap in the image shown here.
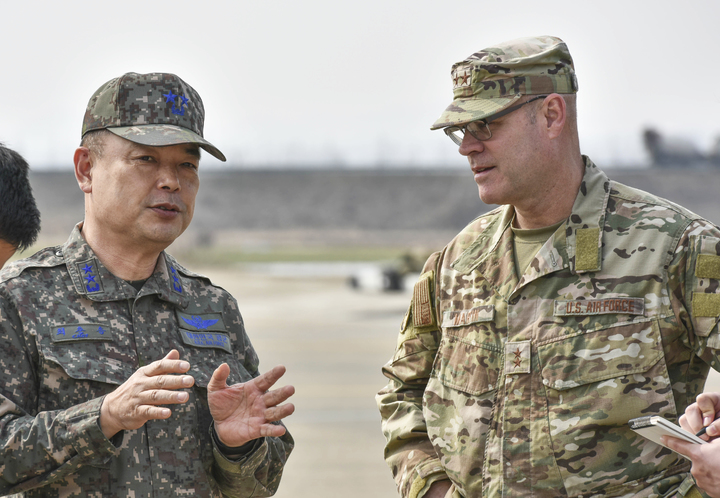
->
[82,72,226,161]
[431,35,578,130]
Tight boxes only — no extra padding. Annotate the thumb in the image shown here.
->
[662,435,696,460]
[164,349,180,360]
[207,363,230,394]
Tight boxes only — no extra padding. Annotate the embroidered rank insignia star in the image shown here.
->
[77,259,103,294]
[170,267,183,293]
[513,347,522,369]
[164,92,189,116]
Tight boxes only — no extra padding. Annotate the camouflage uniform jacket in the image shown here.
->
[0,225,293,497]
[377,157,720,498]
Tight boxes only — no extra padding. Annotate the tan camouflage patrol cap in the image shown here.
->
[431,35,578,130]
[82,72,226,161]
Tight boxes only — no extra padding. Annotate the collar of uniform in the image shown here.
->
[452,156,608,276]
[451,206,514,274]
[61,223,189,307]
[565,156,609,274]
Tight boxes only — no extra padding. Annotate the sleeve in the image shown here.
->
[376,252,450,498]
[211,304,294,498]
[0,292,122,495]
[669,219,720,373]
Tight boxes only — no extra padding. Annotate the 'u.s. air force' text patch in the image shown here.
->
[554,297,645,316]
[51,324,113,343]
[176,310,231,353]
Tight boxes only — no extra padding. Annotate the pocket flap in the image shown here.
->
[538,320,663,391]
[433,336,501,396]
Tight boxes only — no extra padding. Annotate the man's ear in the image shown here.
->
[74,147,94,194]
[542,93,567,140]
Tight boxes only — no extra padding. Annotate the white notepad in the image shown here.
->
[629,416,707,449]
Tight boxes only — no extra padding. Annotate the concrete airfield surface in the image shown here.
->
[198,267,404,497]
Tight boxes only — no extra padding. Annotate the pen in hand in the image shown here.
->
[696,426,708,437]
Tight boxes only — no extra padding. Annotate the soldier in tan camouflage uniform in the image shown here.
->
[376,36,719,498]
[0,73,294,497]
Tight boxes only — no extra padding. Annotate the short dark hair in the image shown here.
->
[0,144,41,251]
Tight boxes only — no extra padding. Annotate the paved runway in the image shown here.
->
[196,266,720,497]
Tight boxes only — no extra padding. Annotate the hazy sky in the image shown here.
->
[2,0,719,169]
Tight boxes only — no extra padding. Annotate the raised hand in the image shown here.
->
[100,349,195,438]
[207,364,295,447]
[679,392,720,438]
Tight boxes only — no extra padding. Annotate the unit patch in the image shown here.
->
[176,310,230,353]
[442,306,494,328]
[412,274,435,328]
[51,324,112,343]
[554,297,645,316]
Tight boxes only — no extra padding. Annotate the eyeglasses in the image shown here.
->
[444,95,548,146]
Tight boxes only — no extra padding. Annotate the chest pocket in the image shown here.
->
[433,334,502,396]
[39,331,135,386]
[536,319,680,497]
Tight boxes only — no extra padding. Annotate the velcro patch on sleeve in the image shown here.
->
[696,254,720,279]
[412,272,436,330]
[575,228,600,272]
[692,292,720,317]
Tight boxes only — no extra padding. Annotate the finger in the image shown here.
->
[252,365,287,393]
[140,405,173,421]
[662,435,698,460]
[264,402,295,422]
[164,349,180,361]
[683,404,705,433]
[263,385,295,408]
[140,388,191,405]
[143,357,191,377]
[696,393,720,427]
[207,363,230,394]
[707,419,720,438]
[259,423,288,439]
[150,373,195,391]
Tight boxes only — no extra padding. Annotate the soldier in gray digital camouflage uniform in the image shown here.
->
[376,35,718,498]
[0,73,294,497]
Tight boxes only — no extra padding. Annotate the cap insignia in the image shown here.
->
[163,91,189,116]
[452,66,472,89]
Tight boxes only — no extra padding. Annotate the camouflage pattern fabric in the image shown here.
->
[0,224,293,497]
[82,72,226,161]
[377,157,717,498]
[431,35,578,130]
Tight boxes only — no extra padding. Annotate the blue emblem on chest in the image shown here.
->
[181,315,219,330]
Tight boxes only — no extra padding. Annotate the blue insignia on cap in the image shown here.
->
[163,91,177,104]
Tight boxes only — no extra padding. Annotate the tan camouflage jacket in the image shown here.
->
[377,157,719,498]
[0,225,293,497]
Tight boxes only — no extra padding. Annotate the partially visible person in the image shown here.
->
[0,143,41,267]
[664,393,720,498]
